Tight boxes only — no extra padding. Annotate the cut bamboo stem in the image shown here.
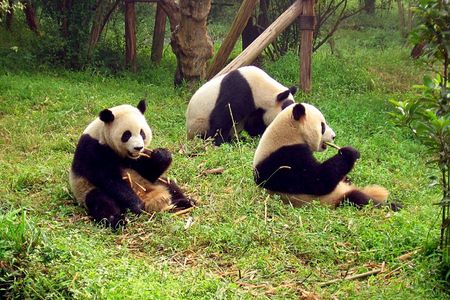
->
[324,141,341,150]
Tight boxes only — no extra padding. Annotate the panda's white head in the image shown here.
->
[99,100,153,159]
[254,102,335,166]
[289,103,335,152]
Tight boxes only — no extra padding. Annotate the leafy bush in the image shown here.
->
[389,0,449,277]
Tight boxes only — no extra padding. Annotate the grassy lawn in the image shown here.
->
[1,22,449,299]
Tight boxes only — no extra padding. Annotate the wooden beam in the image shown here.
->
[215,0,303,77]
[206,0,259,79]
[125,0,137,71]
[299,0,315,93]
[151,2,167,63]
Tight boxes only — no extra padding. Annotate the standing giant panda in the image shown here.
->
[253,103,400,210]
[69,100,194,228]
[186,66,297,146]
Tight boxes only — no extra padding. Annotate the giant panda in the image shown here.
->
[253,103,400,210]
[69,100,194,228]
[186,66,297,146]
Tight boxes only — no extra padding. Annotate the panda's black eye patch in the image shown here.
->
[140,129,146,140]
[321,122,326,135]
[121,130,132,143]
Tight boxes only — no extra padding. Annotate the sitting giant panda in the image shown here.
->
[69,100,194,228]
[253,103,400,210]
[186,66,297,146]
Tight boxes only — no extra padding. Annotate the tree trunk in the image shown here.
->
[159,0,180,32]
[397,0,406,37]
[171,0,213,85]
[364,0,375,14]
[5,0,14,31]
[87,0,120,59]
[151,2,167,64]
[23,0,41,35]
[125,0,137,72]
[60,0,73,38]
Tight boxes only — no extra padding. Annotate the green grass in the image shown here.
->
[1,21,449,299]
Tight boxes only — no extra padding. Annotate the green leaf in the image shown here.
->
[423,75,435,89]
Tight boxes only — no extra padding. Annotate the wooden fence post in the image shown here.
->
[151,2,167,64]
[125,0,137,72]
[215,0,303,78]
[299,0,315,93]
[206,0,259,79]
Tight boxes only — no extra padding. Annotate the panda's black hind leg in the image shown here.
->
[85,189,126,229]
[160,179,195,211]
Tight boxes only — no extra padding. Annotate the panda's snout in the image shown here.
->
[134,146,143,151]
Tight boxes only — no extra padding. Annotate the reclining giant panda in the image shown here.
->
[253,103,400,210]
[69,100,194,228]
[186,66,297,146]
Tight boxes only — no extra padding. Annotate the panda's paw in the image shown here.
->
[151,148,173,166]
[172,197,195,210]
[339,146,360,163]
[389,202,403,211]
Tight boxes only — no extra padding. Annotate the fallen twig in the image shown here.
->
[397,249,420,261]
[172,206,195,216]
[318,268,382,287]
[383,266,403,279]
[202,167,225,175]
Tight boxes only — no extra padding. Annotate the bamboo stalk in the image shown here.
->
[324,141,341,150]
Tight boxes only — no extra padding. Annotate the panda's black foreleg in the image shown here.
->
[208,113,235,146]
[85,188,126,229]
[319,147,360,190]
[244,109,266,137]
[129,148,173,182]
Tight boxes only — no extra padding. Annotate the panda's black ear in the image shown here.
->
[289,86,297,95]
[276,90,291,102]
[137,99,147,114]
[292,103,306,121]
[99,109,115,123]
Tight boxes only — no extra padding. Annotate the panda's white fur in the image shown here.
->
[69,103,153,208]
[83,104,152,159]
[253,103,336,164]
[186,66,296,145]
[69,101,194,228]
[253,103,395,209]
